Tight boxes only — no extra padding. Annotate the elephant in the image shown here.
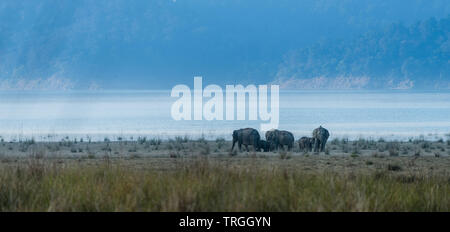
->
[258,140,275,152]
[265,129,277,144]
[312,126,330,152]
[298,136,315,152]
[265,129,295,151]
[231,128,261,152]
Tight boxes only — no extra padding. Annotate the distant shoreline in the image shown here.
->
[0,133,449,143]
[0,136,448,158]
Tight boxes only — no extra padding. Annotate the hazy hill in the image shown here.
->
[275,16,450,89]
[0,0,448,89]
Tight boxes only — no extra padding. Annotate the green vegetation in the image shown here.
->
[0,157,448,212]
[0,137,448,212]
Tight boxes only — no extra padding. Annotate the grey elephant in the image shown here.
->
[298,136,315,152]
[312,126,329,152]
[265,129,295,151]
[231,128,261,152]
[258,140,275,152]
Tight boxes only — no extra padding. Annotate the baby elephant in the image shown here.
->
[258,140,275,152]
[298,137,315,152]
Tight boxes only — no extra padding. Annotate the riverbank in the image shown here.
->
[0,138,449,211]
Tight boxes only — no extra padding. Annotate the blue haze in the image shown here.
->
[0,91,449,141]
[0,0,449,89]
[0,1,449,140]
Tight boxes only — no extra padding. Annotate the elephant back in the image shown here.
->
[298,136,309,144]
[313,126,330,139]
[265,129,278,141]
[241,128,260,144]
[279,130,294,143]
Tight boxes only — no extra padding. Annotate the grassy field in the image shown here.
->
[0,138,449,211]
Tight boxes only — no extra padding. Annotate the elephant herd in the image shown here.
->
[231,126,330,153]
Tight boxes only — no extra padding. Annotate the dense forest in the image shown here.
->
[276,16,450,89]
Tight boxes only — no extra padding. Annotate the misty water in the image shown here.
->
[0,90,449,142]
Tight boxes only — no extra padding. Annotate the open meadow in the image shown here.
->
[0,137,449,212]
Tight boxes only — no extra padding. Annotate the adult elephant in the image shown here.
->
[312,126,330,152]
[231,128,261,152]
[265,129,295,151]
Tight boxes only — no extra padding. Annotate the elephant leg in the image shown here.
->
[245,144,249,152]
[314,140,319,152]
[231,140,236,151]
[238,142,242,152]
[321,138,328,152]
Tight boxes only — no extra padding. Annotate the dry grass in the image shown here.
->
[0,137,448,212]
[0,157,448,212]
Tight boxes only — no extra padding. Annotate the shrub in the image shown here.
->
[149,138,161,146]
[138,137,147,144]
[129,153,141,159]
[414,150,421,157]
[389,148,399,157]
[128,145,138,152]
[175,136,189,143]
[199,144,210,156]
[387,164,402,171]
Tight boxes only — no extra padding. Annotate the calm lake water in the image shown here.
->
[0,90,449,141]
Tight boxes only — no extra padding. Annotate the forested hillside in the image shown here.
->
[0,0,448,89]
[275,16,450,89]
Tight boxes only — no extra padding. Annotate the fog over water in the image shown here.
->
[0,90,449,142]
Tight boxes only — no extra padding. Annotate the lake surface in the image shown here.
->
[0,90,449,141]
